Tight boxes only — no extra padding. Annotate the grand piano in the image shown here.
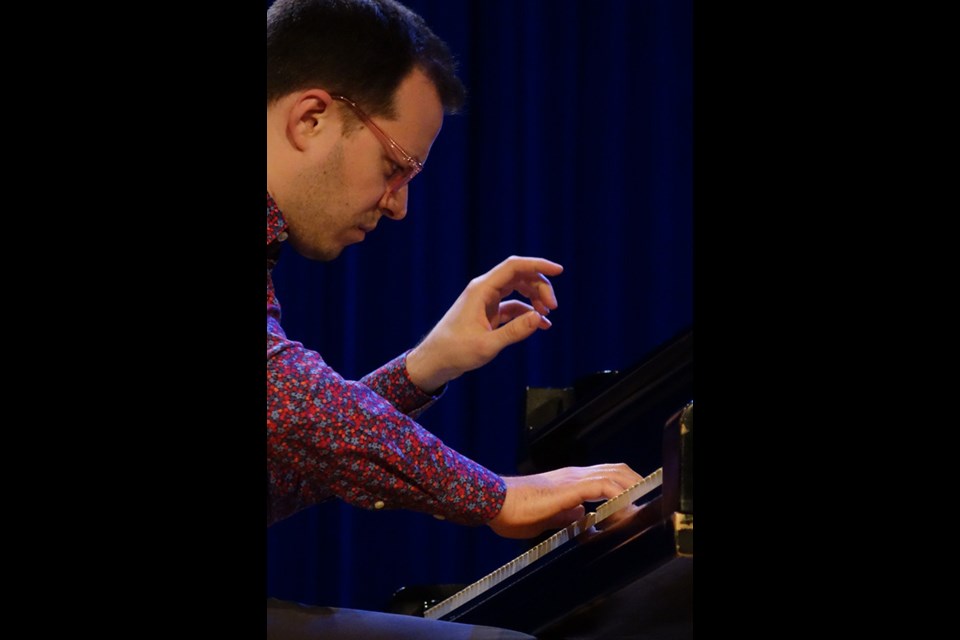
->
[392,328,693,638]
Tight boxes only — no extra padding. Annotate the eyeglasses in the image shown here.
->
[330,94,424,196]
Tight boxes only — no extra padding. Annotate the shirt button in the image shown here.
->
[374,500,385,510]
[433,514,446,521]
[277,231,289,242]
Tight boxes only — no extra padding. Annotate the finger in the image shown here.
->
[484,256,564,293]
[491,310,551,349]
[510,274,559,315]
[496,300,534,326]
[583,463,644,488]
[573,476,633,503]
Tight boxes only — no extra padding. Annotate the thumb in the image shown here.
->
[493,311,548,348]
[541,505,586,531]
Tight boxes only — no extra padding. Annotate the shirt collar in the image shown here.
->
[266,192,289,245]
[267,192,288,269]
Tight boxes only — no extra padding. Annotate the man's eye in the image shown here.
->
[386,161,402,177]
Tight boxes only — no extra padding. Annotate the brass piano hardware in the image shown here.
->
[673,512,693,557]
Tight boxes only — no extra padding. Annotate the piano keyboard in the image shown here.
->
[423,468,664,620]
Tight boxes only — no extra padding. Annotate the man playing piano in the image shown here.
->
[266,1,643,637]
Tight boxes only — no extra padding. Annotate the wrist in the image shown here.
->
[406,345,457,394]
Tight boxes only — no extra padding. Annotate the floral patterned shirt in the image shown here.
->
[266,193,506,526]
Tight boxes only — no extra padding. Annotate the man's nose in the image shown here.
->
[379,185,408,220]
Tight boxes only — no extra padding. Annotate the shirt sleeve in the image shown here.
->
[358,351,444,420]
[267,314,507,527]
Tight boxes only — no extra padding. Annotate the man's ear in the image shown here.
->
[287,89,335,151]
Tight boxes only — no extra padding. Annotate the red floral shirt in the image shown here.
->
[266,194,506,526]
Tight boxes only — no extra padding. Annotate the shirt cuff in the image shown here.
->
[359,351,446,418]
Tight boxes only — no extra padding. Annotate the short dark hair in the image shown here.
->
[267,0,466,117]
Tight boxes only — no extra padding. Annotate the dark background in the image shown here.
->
[266,0,693,612]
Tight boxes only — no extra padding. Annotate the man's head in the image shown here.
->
[266,0,466,260]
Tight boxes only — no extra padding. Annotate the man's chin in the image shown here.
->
[289,239,344,262]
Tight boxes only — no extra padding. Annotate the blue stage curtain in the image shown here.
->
[267,0,692,612]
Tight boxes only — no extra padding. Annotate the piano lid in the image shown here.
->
[519,326,693,475]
